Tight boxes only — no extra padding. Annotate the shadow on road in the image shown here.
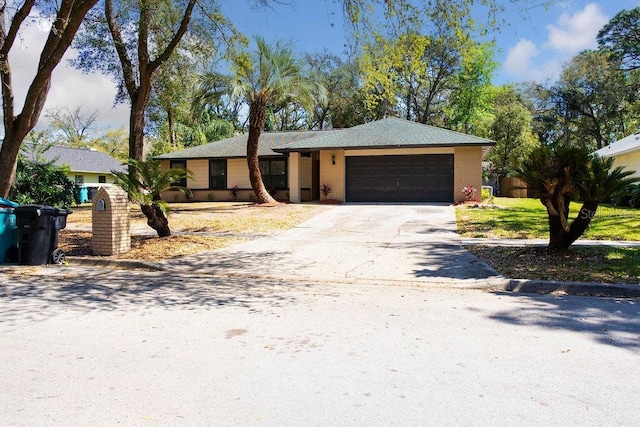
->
[488,291,640,350]
[0,268,312,328]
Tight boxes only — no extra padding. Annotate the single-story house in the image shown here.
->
[18,144,125,202]
[594,133,640,178]
[36,145,125,187]
[156,117,495,203]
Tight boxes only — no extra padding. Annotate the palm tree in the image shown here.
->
[516,144,638,250]
[112,158,193,237]
[196,37,326,204]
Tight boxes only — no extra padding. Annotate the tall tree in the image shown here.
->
[232,37,326,204]
[556,50,636,150]
[73,0,238,164]
[447,42,497,134]
[46,105,98,147]
[597,7,640,71]
[486,86,538,193]
[306,52,369,129]
[0,0,98,198]
[197,37,326,204]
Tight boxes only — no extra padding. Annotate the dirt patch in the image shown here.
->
[59,202,330,262]
[467,245,640,285]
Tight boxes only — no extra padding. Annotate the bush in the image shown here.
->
[611,184,640,208]
[11,158,76,208]
[481,187,494,204]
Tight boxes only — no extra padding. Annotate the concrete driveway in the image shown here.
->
[163,204,499,285]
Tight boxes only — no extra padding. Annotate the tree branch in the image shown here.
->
[0,0,36,131]
[105,0,137,97]
[148,0,196,73]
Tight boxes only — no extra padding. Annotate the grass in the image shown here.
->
[456,197,640,241]
[458,197,640,284]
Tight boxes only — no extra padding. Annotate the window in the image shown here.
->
[170,160,187,187]
[209,159,227,189]
[98,175,107,184]
[259,159,287,190]
[75,175,84,185]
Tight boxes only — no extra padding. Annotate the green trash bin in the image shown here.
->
[0,197,18,263]
[14,204,72,265]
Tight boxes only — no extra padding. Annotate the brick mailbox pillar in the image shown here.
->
[92,186,131,256]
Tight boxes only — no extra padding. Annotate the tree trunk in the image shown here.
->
[0,0,98,197]
[140,204,171,237]
[247,100,277,204]
[566,201,599,245]
[167,105,175,148]
[0,132,23,198]
[546,195,572,251]
[129,83,152,162]
[547,211,569,251]
[546,198,598,251]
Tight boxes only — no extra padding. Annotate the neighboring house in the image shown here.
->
[594,133,640,178]
[34,145,125,188]
[156,117,495,203]
[21,144,126,202]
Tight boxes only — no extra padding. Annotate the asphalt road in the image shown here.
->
[1,267,639,426]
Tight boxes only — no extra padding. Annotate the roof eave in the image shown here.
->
[274,142,495,153]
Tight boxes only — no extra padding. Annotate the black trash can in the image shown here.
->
[14,205,72,265]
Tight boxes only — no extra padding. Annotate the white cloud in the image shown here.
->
[501,2,610,83]
[8,15,129,131]
[545,3,608,54]
[504,39,563,82]
[504,39,539,75]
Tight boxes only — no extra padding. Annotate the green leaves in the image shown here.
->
[111,158,193,207]
[516,144,640,249]
[597,7,640,71]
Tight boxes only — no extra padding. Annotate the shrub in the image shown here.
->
[228,185,239,200]
[611,184,640,208]
[481,187,494,204]
[320,183,332,199]
[11,156,76,208]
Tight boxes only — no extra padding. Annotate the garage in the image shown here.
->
[345,154,454,202]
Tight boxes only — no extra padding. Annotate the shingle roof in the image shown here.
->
[19,144,125,173]
[155,130,338,159]
[155,117,495,160]
[274,117,495,152]
[595,133,640,158]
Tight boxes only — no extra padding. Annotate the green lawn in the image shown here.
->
[456,197,640,241]
[457,197,640,284]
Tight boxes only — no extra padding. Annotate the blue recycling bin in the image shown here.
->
[73,186,89,204]
[0,197,19,263]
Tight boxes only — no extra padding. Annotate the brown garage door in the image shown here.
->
[346,154,454,202]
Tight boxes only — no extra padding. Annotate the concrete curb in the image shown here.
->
[502,279,640,298]
[63,257,640,298]
[66,256,164,271]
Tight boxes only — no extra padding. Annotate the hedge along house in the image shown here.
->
[156,117,495,203]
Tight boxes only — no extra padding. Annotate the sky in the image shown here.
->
[8,0,640,131]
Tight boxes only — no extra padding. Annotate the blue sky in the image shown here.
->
[221,0,640,85]
[10,0,640,130]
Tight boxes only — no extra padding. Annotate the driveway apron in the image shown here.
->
[162,204,499,285]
